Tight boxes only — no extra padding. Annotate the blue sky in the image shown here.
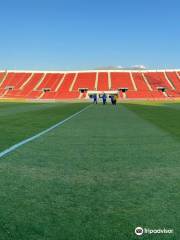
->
[0,0,180,70]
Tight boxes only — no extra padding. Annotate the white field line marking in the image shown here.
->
[0,105,91,159]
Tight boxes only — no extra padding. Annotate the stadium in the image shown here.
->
[0,68,180,240]
[1,69,180,100]
[0,0,180,239]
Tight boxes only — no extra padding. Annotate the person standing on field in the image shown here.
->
[102,93,107,105]
[93,94,97,104]
[111,95,114,105]
[114,94,118,105]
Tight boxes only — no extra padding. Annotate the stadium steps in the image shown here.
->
[95,72,98,90]
[0,72,5,82]
[0,88,6,96]
[144,72,173,91]
[163,72,175,90]
[37,91,45,99]
[0,89,9,97]
[55,73,66,92]
[34,73,46,90]
[20,72,34,89]
[132,72,150,91]
[142,72,153,91]
[166,90,180,97]
[69,73,78,91]
[16,73,44,97]
[27,90,43,99]
[36,73,64,92]
[130,72,137,91]
[2,73,32,93]
[15,73,32,89]
[0,72,7,87]
[108,72,111,90]
[166,72,180,90]
[0,72,15,89]
[175,71,180,79]
[56,73,76,93]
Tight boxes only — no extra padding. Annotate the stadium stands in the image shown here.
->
[144,72,173,90]
[73,72,96,91]
[0,70,180,100]
[165,72,180,90]
[111,72,134,90]
[97,72,109,91]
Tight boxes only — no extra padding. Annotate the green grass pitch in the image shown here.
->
[0,101,180,239]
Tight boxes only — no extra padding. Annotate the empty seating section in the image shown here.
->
[166,90,180,97]
[144,72,172,90]
[16,73,44,98]
[0,70,180,100]
[73,72,96,91]
[111,72,134,90]
[0,89,7,96]
[56,92,79,99]
[98,72,109,90]
[151,91,165,98]
[166,72,180,90]
[126,91,150,98]
[55,73,79,99]
[1,73,29,89]
[36,73,64,91]
[41,91,57,99]
[0,72,15,88]
[15,73,32,89]
[132,73,149,91]
[27,91,42,99]
[57,73,75,92]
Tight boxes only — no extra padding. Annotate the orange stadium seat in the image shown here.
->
[111,72,134,90]
[166,72,180,90]
[132,72,149,91]
[73,72,96,91]
[36,73,64,91]
[0,70,180,100]
[97,72,109,91]
[144,72,173,90]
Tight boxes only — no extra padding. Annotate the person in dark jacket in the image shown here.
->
[93,94,97,104]
[102,93,107,105]
[111,95,114,105]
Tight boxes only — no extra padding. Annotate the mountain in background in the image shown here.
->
[94,65,146,70]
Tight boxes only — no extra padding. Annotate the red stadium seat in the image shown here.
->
[0,70,180,100]
[111,72,134,90]
[73,72,96,91]
[97,72,109,91]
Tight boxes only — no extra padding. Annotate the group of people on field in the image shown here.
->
[93,93,118,105]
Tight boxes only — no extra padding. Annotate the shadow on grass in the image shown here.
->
[124,103,180,141]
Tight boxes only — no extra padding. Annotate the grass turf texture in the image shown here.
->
[0,102,88,151]
[0,101,180,239]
